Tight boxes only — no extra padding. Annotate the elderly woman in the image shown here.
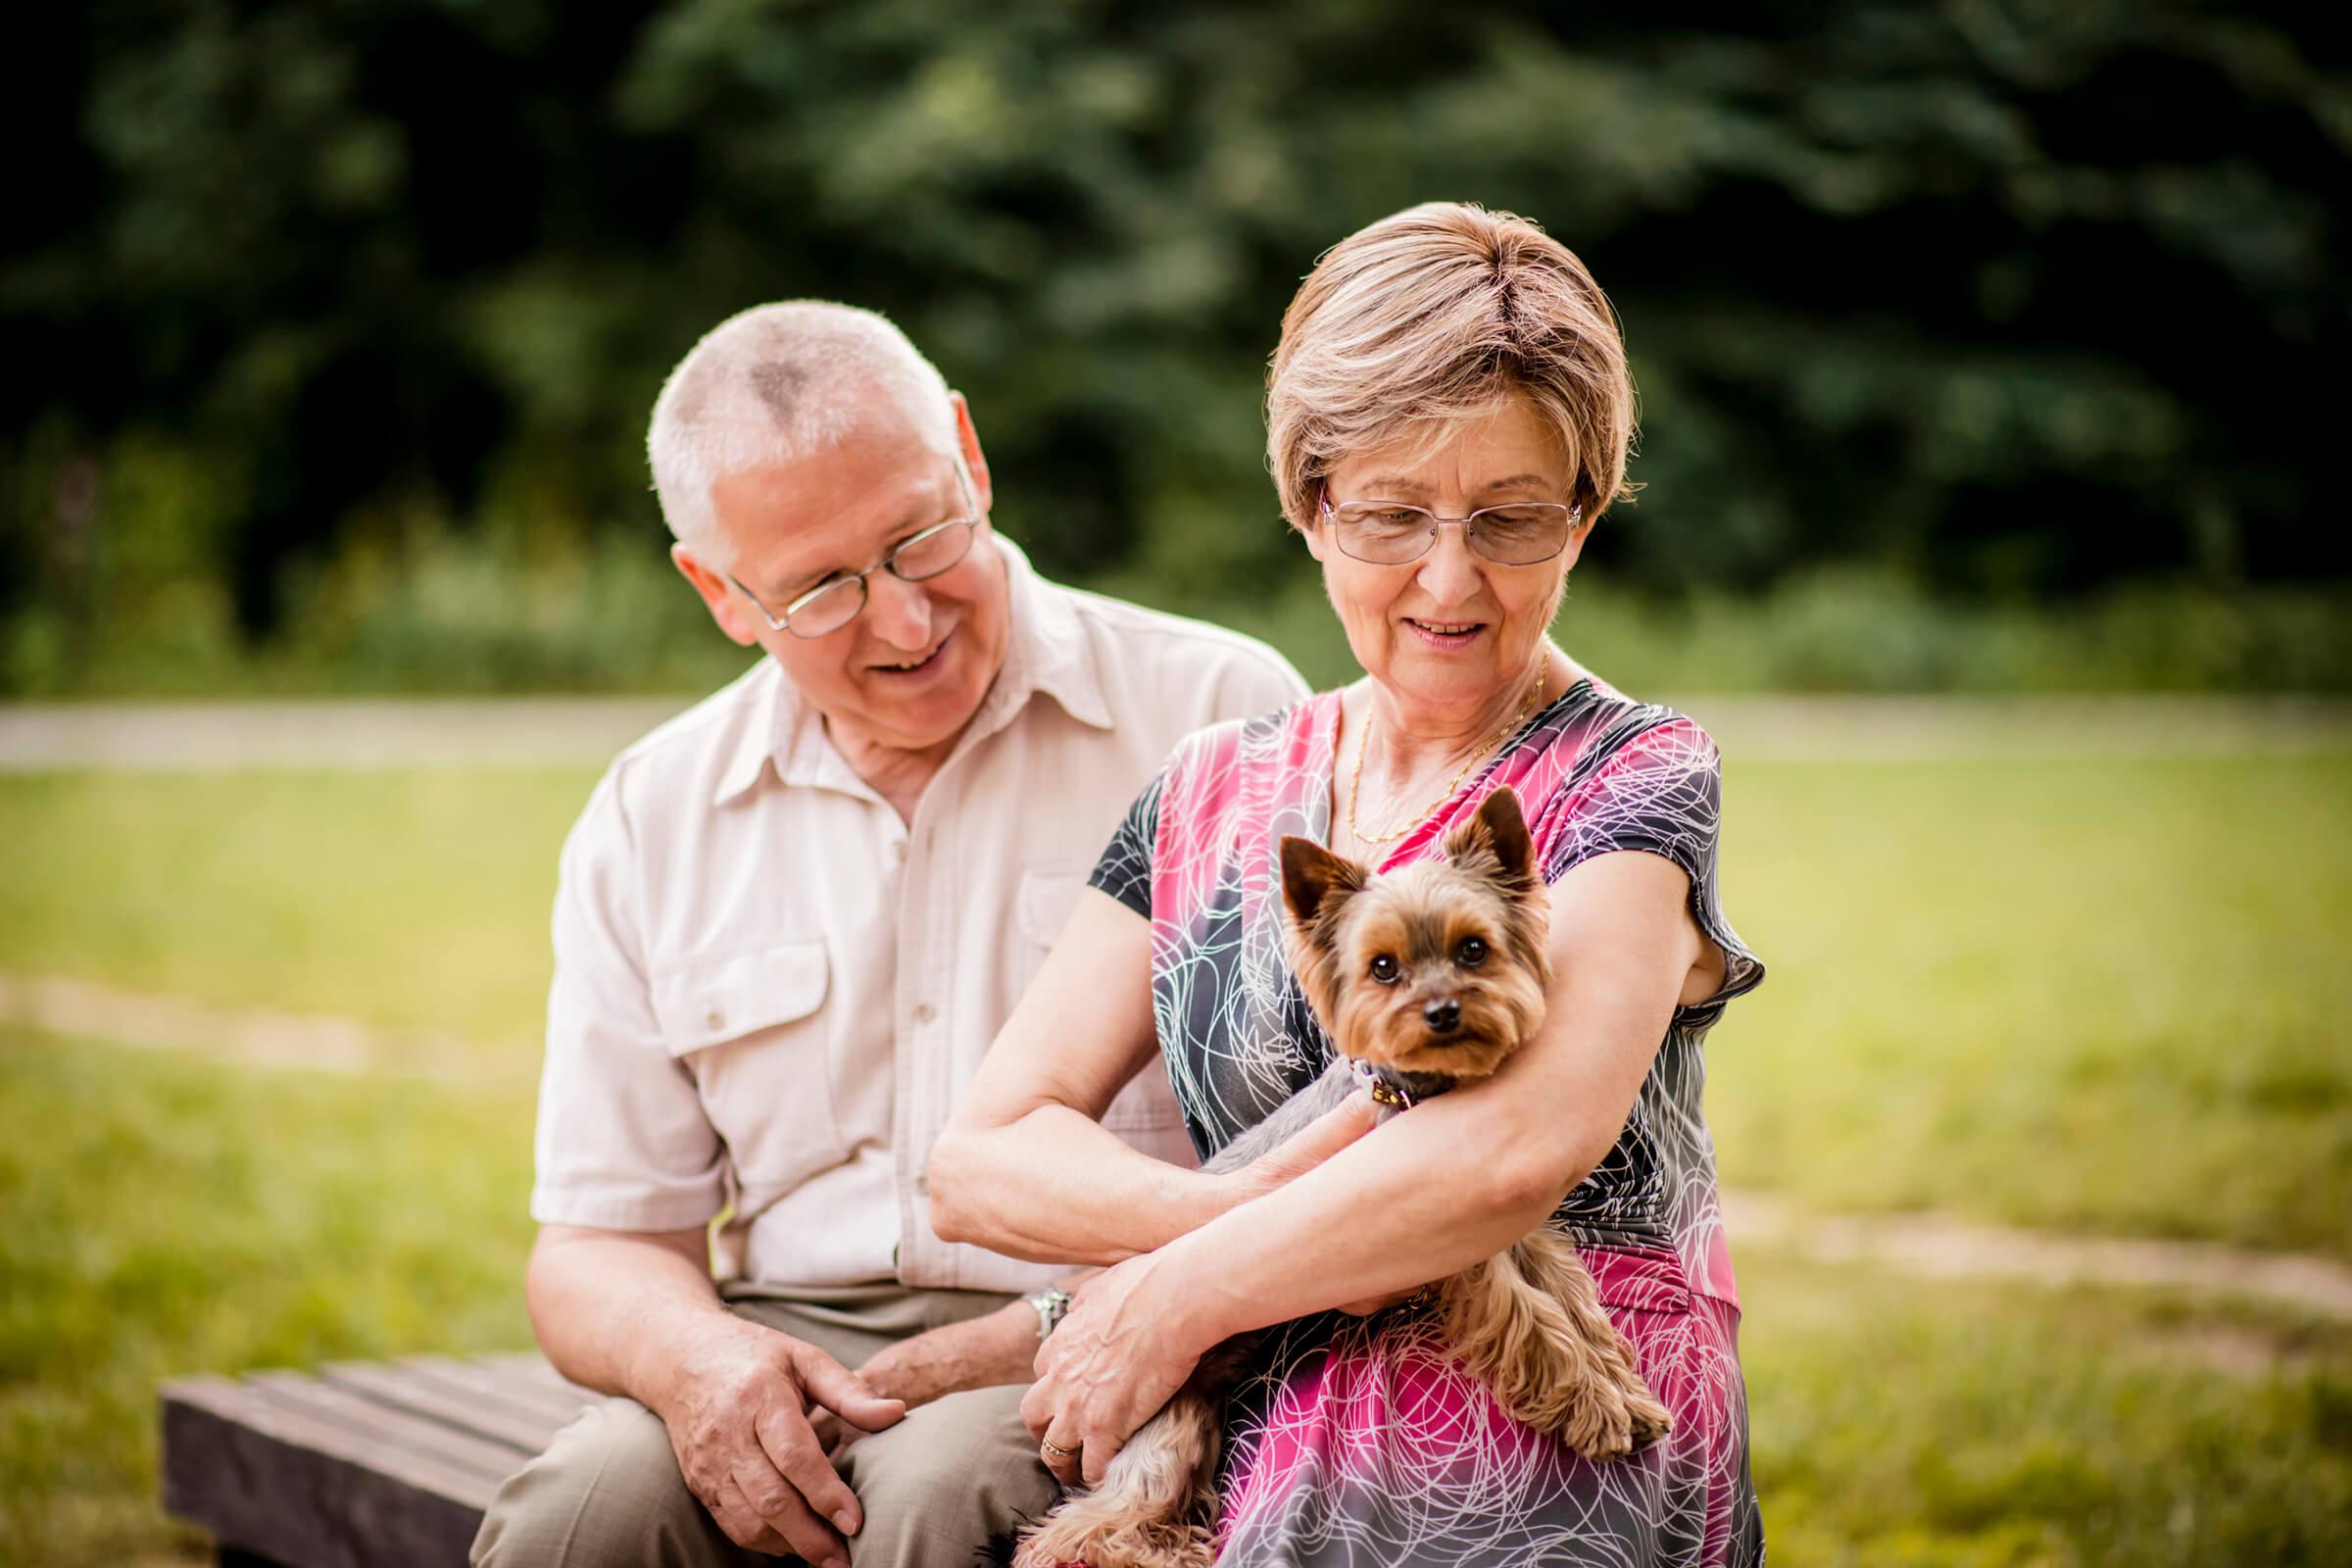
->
[930,203,1764,1566]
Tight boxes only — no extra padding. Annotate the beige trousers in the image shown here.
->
[469,1283,1054,1567]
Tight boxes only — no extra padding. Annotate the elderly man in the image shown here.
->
[470,302,1304,1568]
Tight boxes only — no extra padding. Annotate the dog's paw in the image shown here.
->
[1556,1378,1637,1462]
[1518,1364,1671,1462]
[1015,1502,1216,1568]
[1627,1384,1672,1448]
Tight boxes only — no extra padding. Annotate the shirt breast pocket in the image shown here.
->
[650,940,843,1192]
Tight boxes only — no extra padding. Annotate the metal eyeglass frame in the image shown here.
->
[726,462,984,638]
[1317,488,1583,566]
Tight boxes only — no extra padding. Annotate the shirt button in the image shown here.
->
[913,1170,930,1196]
[893,840,907,862]
[704,1007,725,1030]
[911,1003,937,1025]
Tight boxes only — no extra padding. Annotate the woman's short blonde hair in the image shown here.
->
[1266,202,1635,531]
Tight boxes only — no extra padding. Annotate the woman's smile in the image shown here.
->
[1402,616,1487,650]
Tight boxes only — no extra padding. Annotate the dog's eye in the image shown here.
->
[1455,937,1489,967]
[1369,955,1400,985]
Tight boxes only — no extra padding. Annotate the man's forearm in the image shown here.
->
[850,1273,1094,1421]
[525,1224,734,1412]
[859,1298,1037,1404]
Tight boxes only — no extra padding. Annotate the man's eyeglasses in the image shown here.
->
[1318,491,1583,567]
[728,464,984,639]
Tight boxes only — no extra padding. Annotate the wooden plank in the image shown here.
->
[163,1376,491,1568]
[239,1373,526,1486]
[453,1353,599,1417]
[318,1362,564,1455]
[494,1352,598,1403]
[397,1354,596,1429]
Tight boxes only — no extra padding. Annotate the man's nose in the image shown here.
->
[864,568,934,649]
[1422,997,1461,1034]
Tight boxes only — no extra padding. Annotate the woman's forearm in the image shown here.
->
[929,1102,1243,1264]
[1141,1087,1580,1352]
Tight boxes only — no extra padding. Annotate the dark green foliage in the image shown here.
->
[4,3,2344,689]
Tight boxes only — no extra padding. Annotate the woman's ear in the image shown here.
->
[1297,481,1332,563]
[1558,508,1594,574]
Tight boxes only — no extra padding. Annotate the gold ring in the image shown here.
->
[1040,1438,1076,1458]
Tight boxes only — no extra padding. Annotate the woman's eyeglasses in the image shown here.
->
[1319,492,1582,566]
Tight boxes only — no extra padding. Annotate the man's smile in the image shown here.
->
[868,628,955,676]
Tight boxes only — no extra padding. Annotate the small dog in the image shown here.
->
[1014,787,1670,1568]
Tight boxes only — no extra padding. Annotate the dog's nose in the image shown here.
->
[1422,998,1461,1034]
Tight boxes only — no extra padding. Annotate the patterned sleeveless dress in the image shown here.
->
[1086,678,1767,1567]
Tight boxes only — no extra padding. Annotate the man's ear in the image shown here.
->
[949,391,993,516]
[1280,836,1365,929]
[673,543,760,649]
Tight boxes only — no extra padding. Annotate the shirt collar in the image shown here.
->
[979,533,1114,734]
[710,532,1110,808]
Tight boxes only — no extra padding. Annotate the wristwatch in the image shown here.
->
[1025,1286,1072,1342]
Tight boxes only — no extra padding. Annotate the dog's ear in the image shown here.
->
[1443,786,1539,894]
[1280,836,1366,931]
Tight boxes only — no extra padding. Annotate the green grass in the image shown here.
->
[1740,1250,2352,1567]
[1710,753,2352,1258]
[0,768,596,1048]
[0,1027,536,1565]
[2,1029,2346,1566]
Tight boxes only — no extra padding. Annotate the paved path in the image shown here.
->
[0,970,532,1092]
[1723,1190,2352,1327]
[3,694,2348,770]
[8,967,2349,1329]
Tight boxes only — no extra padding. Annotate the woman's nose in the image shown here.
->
[1413,524,1486,606]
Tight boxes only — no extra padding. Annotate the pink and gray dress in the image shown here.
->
[1086,680,1767,1567]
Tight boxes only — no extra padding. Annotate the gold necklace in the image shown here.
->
[1347,663,1547,848]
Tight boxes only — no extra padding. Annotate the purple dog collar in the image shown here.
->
[1348,1055,1415,1109]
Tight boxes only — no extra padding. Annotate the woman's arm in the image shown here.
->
[1022,849,1711,1481]
[928,887,1377,1264]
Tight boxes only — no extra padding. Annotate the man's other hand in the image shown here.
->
[652,1315,906,1566]
[820,1295,1055,1456]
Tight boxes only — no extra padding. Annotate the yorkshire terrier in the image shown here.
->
[1013,786,1670,1568]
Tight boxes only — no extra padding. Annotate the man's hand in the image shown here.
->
[650,1313,906,1567]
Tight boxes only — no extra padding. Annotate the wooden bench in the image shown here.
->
[161,1353,597,1567]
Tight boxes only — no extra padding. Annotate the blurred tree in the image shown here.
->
[3,0,2343,684]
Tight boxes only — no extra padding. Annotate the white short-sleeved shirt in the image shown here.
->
[531,536,1308,1292]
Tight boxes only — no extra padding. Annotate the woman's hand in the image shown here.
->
[1018,1252,1206,1488]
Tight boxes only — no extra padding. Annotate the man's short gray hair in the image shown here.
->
[648,301,957,567]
